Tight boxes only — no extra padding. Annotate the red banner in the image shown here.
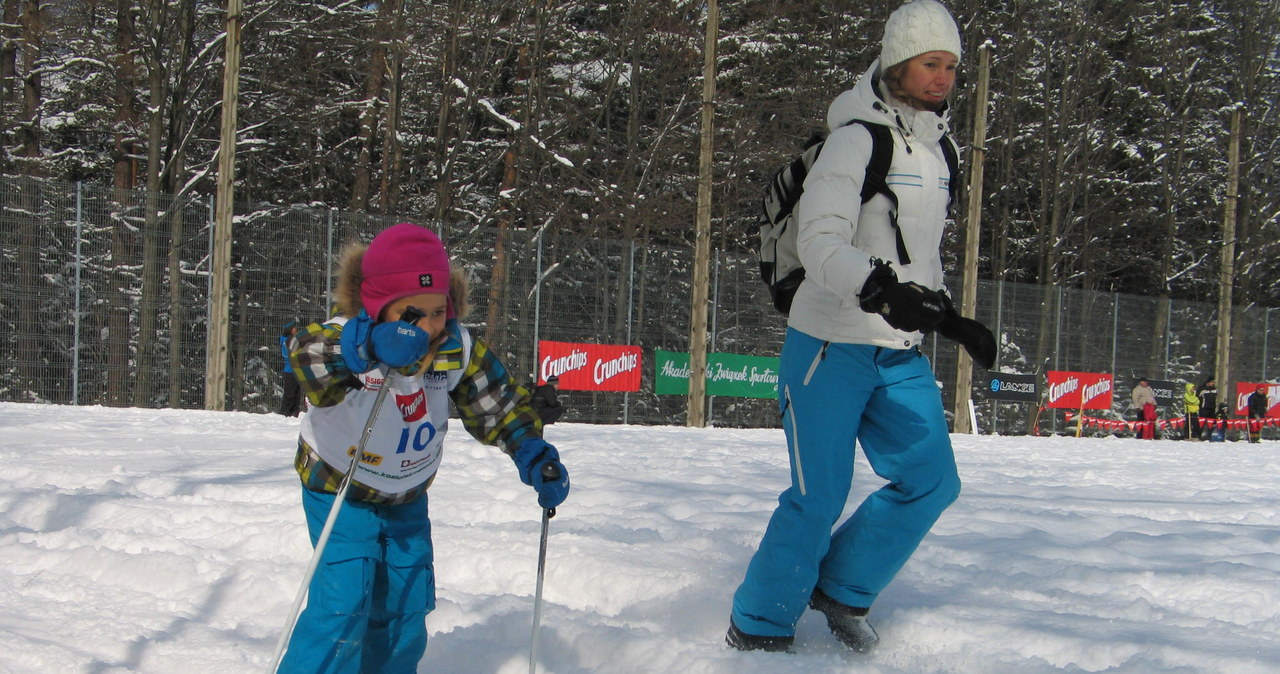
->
[1065,412,1280,432]
[1233,382,1280,417]
[537,341,642,392]
[1045,371,1114,410]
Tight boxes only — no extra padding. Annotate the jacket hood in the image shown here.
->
[334,242,366,318]
[827,62,894,131]
[826,60,951,142]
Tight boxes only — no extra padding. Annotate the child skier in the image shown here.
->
[278,223,570,673]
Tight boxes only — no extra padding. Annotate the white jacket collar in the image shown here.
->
[826,60,951,144]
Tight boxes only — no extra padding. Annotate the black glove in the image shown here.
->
[857,259,947,333]
[937,296,997,369]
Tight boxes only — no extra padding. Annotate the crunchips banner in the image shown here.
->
[537,341,642,392]
[1045,371,1114,410]
[654,349,781,399]
[1233,382,1280,417]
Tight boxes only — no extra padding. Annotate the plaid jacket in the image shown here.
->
[288,318,542,505]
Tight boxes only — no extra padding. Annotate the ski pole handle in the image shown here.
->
[540,462,560,519]
[400,305,425,324]
[540,461,561,481]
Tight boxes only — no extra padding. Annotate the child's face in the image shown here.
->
[382,293,449,345]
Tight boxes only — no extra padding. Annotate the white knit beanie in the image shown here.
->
[880,0,962,69]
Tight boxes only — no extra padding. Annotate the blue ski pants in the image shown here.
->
[278,487,436,674]
[732,329,960,637]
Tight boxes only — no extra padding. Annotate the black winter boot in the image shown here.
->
[809,588,880,653]
[725,618,793,652]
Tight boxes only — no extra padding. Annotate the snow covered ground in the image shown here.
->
[0,401,1277,673]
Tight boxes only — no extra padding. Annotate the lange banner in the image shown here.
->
[654,349,781,399]
[1045,371,1114,410]
[537,341,642,392]
[982,372,1038,402]
[1144,378,1180,408]
[1233,382,1280,417]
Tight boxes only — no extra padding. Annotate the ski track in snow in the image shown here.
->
[0,402,1277,673]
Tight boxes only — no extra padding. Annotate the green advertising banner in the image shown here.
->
[654,350,692,395]
[654,349,781,399]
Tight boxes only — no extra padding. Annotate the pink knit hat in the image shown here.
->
[361,223,451,321]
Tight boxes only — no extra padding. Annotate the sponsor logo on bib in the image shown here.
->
[395,388,427,422]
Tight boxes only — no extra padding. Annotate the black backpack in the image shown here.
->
[758,119,959,315]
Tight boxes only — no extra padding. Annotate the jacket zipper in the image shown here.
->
[892,114,914,154]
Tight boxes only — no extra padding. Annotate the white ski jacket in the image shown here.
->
[789,61,955,349]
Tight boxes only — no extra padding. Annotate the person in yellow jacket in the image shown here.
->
[1183,383,1200,441]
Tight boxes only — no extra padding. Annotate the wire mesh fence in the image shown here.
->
[2,175,1277,432]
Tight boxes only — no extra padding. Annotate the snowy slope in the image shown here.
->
[0,402,1276,673]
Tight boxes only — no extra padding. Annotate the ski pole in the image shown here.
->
[268,307,423,673]
[528,462,560,674]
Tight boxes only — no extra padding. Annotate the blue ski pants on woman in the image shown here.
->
[278,487,436,674]
[731,329,960,637]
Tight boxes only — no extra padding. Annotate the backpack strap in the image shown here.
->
[764,140,824,225]
[848,120,910,265]
[846,121,962,265]
[939,133,960,214]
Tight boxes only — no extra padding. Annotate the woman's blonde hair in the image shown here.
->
[880,61,914,108]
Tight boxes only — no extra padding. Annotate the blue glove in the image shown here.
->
[514,438,570,509]
[340,310,431,373]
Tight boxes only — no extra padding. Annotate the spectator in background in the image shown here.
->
[1182,383,1200,441]
[1196,377,1218,441]
[278,320,304,417]
[531,375,565,425]
[1247,385,1269,443]
[1132,378,1156,439]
